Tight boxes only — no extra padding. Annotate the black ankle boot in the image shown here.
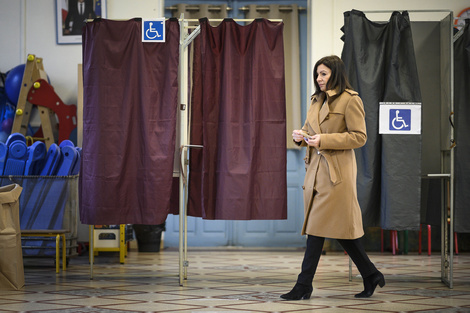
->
[355,271,385,298]
[280,283,313,300]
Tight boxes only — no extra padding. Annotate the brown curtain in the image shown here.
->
[188,18,287,220]
[170,3,229,170]
[80,18,180,225]
[244,4,302,149]
[166,4,230,216]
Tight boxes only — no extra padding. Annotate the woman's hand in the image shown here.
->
[292,130,305,143]
[306,134,321,148]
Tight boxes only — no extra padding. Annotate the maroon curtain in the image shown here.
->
[80,18,179,225]
[188,18,287,220]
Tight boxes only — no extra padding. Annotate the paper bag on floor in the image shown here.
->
[0,184,24,290]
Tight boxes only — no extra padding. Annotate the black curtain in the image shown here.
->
[341,10,422,230]
[454,20,470,233]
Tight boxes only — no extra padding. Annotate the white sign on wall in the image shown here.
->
[379,102,422,135]
[142,18,165,43]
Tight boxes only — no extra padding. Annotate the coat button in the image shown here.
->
[302,186,305,190]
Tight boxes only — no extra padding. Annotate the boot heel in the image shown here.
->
[280,284,313,300]
[378,276,385,288]
[354,271,385,298]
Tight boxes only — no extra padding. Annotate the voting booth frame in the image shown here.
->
[355,9,457,288]
[85,10,458,289]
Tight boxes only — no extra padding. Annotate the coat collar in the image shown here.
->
[311,88,341,105]
[319,97,330,125]
[310,88,341,133]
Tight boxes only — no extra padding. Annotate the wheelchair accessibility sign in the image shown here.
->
[142,18,165,42]
[379,102,421,135]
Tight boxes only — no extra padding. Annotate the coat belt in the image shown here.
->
[314,149,341,185]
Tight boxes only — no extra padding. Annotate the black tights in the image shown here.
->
[297,235,377,287]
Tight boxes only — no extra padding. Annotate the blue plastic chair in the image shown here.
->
[4,140,28,175]
[71,147,81,175]
[55,146,78,176]
[40,143,61,176]
[5,132,26,146]
[0,142,7,175]
[59,140,75,148]
[24,141,47,175]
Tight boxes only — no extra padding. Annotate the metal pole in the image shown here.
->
[362,9,452,14]
[89,225,94,279]
[178,14,187,286]
[441,175,446,284]
[349,257,352,281]
[360,8,454,289]
[175,15,281,285]
[448,10,455,289]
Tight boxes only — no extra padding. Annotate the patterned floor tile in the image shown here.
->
[0,248,469,312]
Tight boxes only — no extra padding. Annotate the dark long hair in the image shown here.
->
[313,55,352,96]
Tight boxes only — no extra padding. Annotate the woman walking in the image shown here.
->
[281,55,385,300]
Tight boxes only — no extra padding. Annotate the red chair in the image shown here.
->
[418,224,458,255]
[380,229,400,255]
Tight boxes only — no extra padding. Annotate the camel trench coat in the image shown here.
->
[298,88,367,239]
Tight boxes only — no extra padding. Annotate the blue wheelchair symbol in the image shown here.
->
[142,20,164,42]
[389,109,411,131]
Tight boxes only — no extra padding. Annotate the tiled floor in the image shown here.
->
[1,246,470,313]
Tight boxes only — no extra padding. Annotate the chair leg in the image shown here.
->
[419,224,422,255]
[427,225,431,256]
[381,229,384,253]
[391,230,398,255]
[455,232,459,255]
[395,231,399,254]
[404,230,409,254]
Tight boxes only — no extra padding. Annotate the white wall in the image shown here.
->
[2,0,467,115]
[0,1,24,84]
[307,0,468,95]
[0,0,164,113]
[2,0,468,108]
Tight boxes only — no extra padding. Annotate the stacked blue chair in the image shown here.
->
[56,145,79,176]
[4,134,28,175]
[0,142,7,175]
[24,141,47,175]
[40,143,61,176]
[1,133,81,257]
[71,147,81,175]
